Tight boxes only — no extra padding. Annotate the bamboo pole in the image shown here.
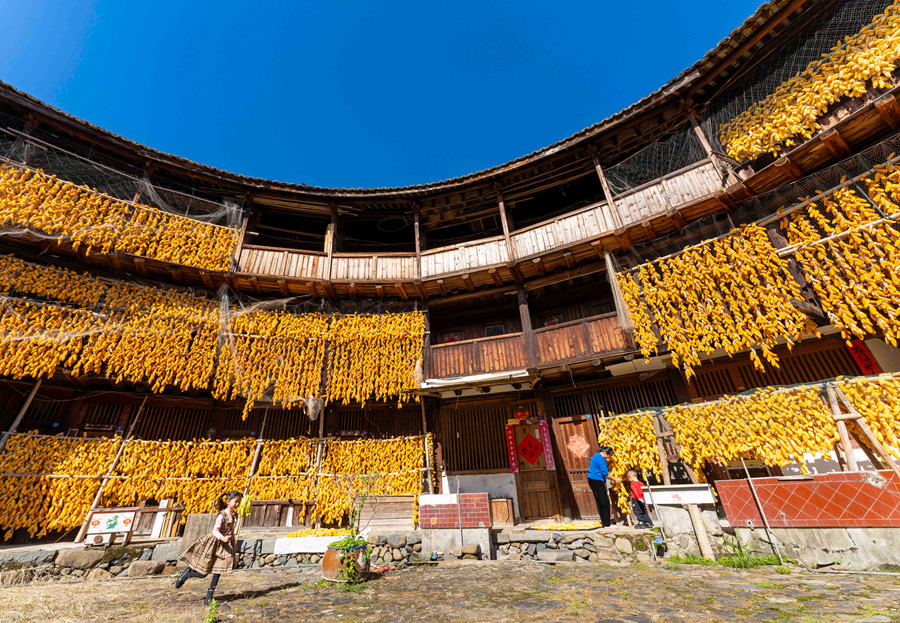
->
[75,396,148,543]
[0,378,43,454]
[236,408,269,539]
[740,457,784,565]
[833,386,900,479]
[826,386,859,472]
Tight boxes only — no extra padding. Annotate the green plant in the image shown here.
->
[667,553,717,566]
[205,599,218,623]
[774,565,791,574]
[719,553,781,569]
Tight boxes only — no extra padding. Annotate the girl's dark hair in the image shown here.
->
[217,490,243,511]
[599,446,614,455]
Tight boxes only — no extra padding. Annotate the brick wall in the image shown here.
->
[717,470,900,528]
[419,493,491,529]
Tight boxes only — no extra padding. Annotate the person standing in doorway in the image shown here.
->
[587,446,619,528]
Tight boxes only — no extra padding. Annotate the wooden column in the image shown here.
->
[689,113,738,185]
[233,214,250,272]
[422,302,432,380]
[651,414,672,486]
[0,378,42,453]
[414,210,423,281]
[325,206,338,282]
[496,186,515,262]
[517,287,537,369]
[592,154,624,230]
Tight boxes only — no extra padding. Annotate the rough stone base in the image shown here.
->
[494,529,656,563]
[735,526,900,571]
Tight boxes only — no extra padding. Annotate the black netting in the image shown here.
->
[701,0,894,158]
[622,130,900,265]
[1,129,240,228]
[604,123,708,194]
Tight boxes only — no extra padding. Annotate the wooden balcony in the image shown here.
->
[428,314,635,380]
[430,333,526,379]
[534,313,633,366]
[614,160,721,227]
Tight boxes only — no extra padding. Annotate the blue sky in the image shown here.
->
[0,1,761,189]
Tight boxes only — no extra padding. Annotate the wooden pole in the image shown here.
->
[496,187,515,262]
[236,408,268,542]
[420,399,434,494]
[739,457,784,564]
[826,386,859,472]
[0,378,43,454]
[313,408,326,529]
[414,210,423,281]
[592,155,624,230]
[651,414,671,486]
[76,396,148,543]
[517,287,537,369]
[688,113,737,185]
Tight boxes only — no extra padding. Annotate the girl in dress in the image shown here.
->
[175,491,242,604]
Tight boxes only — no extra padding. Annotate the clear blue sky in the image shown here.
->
[0,1,761,189]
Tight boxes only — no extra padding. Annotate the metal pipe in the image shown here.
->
[740,457,784,565]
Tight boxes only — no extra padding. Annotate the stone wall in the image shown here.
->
[735,526,900,571]
[494,529,657,563]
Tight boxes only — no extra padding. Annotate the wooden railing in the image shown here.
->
[428,314,635,379]
[237,159,722,281]
[534,313,633,366]
[430,333,526,379]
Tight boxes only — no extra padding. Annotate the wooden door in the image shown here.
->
[551,415,600,518]
[513,422,561,520]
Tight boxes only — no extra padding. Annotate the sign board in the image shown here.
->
[644,484,715,506]
[538,420,555,471]
[504,424,519,473]
[847,340,882,375]
[517,433,543,465]
[86,508,139,535]
[566,434,591,458]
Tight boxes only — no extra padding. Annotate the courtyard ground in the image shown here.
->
[1,560,898,623]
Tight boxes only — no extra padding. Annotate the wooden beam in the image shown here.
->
[667,209,687,229]
[590,240,605,260]
[773,156,805,181]
[249,276,261,295]
[375,284,385,299]
[509,263,524,284]
[134,257,147,277]
[688,112,737,185]
[488,267,503,286]
[437,279,447,296]
[563,251,575,269]
[110,253,123,273]
[462,274,475,292]
[532,257,546,276]
[641,221,657,241]
[413,281,427,299]
[614,228,633,252]
[819,128,852,158]
[277,278,290,297]
[348,282,358,299]
[874,94,900,129]
[306,281,319,299]
[395,283,409,300]
[233,215,250,271]
[199,270,214,289]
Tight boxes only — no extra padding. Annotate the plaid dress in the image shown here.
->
[180,510,237,575]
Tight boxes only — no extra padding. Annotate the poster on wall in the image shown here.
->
[847,339,882,375]
[517,433,543,465]
[505,424,519,473]
[539,420,556,471]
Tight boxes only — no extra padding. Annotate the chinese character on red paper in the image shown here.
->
[567,434,591,458]
[517,433,543,464]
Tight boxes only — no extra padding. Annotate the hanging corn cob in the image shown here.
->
[616,224,815,377]
[0,164,238,271]
[720,1,900,162]
[596,413,659,512]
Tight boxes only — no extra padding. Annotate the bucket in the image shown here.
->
[321,545,370,582]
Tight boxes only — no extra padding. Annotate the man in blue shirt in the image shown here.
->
[587,446,619,528]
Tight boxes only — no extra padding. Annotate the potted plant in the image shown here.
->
[321,490,371,583]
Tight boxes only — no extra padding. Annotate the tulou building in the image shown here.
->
[1,0,900,568]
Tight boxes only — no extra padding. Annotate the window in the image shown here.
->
[484,324,505,337]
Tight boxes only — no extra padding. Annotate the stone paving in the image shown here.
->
[1,560,899,623]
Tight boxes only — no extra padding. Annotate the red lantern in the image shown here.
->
[513,408,531,420]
